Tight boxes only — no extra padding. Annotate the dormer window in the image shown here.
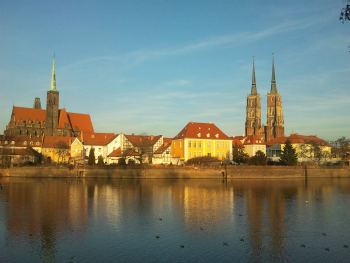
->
[206,133,210,138]
[11,141,15,145]
[215,134,219,138]
[197,133,201,137]
[23,141,27,146]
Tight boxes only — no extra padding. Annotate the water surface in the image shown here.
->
[0,177,349,262]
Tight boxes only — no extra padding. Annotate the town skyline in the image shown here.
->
[1,0,349,140]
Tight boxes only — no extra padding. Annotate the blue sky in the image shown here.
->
[0,0,349,140]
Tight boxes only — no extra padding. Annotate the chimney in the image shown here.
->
[34,97,42,109]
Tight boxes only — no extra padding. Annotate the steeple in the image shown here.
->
[270,55,277,93]
[50,55,57,91]
[251,57,257,95]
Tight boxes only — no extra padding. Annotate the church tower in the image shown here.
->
[266,56,284,142]
[45,56,59,136]
[245,58,262,138]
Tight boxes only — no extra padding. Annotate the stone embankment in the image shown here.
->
[0,166,349,179]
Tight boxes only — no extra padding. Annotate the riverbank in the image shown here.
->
[0,165,349,179]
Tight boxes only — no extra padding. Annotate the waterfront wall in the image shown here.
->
[0,166,349,179]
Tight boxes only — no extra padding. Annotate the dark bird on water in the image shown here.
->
[322,233,327,236]
[159,218,163,221]
[240,238,245,242]
[223,242,229,246]
[300,244,306,248]
[325,248,330,252]
[180,245,185,248]
[155,235,160,239]
[200,227,204,231]
[344,245,349,248]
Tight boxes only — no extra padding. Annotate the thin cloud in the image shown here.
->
[62,14,330,72]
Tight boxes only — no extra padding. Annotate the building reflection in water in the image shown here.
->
[1,177,349,262]
[3,179,88,262]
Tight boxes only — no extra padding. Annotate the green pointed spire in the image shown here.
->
[251,57,257,95]
[50,55,57,91]
[271,54,278,93]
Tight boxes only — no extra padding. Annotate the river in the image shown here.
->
[0,177,349,262]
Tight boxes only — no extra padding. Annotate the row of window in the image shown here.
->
[188,141,229,149]
[0,141,41,146]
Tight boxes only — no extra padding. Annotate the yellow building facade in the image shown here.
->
[171,122,233,162]
[41,136,83,163]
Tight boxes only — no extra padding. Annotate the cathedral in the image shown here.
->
[4,58,94,137]
[245,57,285,142]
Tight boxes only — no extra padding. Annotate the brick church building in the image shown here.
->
[245,57,285,143]
[4,58,94,137]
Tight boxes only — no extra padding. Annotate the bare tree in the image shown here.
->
[55,141,69,164]
[340,0,350,23]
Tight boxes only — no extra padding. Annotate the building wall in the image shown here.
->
[266,92,284,141]
[41,147,69,163]
[106,135,122,156]
[244,144,266,157]
[267,143,332,163]
[245,94,263,137]
[70,139,84,159]
[172,138,232,162]
[171,139,184,160]
[84,145,106,163]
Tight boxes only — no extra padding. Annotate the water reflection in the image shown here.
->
[0,178,350,262]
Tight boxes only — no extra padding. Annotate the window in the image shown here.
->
[198,142,201,148]
[207,142,211,148]
[193,142,196,148]
[198,151,201,156]
[188,141,191,148]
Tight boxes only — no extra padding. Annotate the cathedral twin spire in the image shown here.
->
[251,57,257,95]
[270,55,278,94]
[250,55,278,95]
[245,55,284,141]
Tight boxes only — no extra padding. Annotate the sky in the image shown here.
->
[0,0,349,140]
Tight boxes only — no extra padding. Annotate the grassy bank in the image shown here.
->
[0,165,349,179]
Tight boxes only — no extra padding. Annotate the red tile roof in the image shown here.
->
[154,140,172,154]
[67,112,94,133]
[108,148,141,158]
[268,134,330,146]
[174,122,230,140]
[82,133,117,146]
[42,136,76,149]
[231,136,244,146]
[58,108,70,129]
[12,107,46,122]
[11,106,94,133]
[107,147,122,158]
[243,135,265,145]
[124,134,162,147]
